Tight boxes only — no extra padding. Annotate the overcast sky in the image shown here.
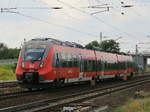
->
[0,0,150,53]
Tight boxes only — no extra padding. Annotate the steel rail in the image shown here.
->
[0,76,150,112]
[0,89,45,101]
[0,80,18,88]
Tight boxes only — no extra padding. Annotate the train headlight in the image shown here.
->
[39,61,44,68]
[21,62,25,68]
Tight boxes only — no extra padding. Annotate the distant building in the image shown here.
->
[131,53,150,71]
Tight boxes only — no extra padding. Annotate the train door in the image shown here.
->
[79,55,84,80]
[116,55,120,74]
[54,52,62,78]
[94,50,98,76]
[125,60,128,73]
[101,56,105,76]
[55,52,60,68]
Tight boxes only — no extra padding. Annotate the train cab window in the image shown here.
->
[24,46,46,61]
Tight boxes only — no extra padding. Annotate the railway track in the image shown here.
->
[0,74,149,101]
[0,81,45,101]
[0,80,18,88]
[1,76,150,112]
[0,89,45,101]
[0,72,147,89]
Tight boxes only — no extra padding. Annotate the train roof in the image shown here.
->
[24,38,84,49]
[24,38,132,58]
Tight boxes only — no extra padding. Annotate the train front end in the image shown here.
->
[16,40,53,88]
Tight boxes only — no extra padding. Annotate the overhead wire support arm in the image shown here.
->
[83,4,109,8]
[83,3,113,15]
[0,7,18,13]
[90,6,112,15]
[121,1,134,8]
[81,3,112,15]
[56,0,137,38]
[121,5,134,8]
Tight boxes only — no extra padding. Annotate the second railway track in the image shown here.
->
[1,75,150,112]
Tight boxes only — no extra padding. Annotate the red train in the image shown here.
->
[16,38,135,88]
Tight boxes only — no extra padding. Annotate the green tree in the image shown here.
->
[0,43,8,51]
[85,39,120,53]
[0,42,20,59]
[85,41,99,50]
[0,43,9,59]
[100,39,120,53]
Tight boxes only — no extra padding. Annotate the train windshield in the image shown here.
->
[23,45,46,61]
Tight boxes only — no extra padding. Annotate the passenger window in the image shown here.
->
[84,60,88,72]
[87,60,92,72]
[92,60,96,71]
[61,53,67,67]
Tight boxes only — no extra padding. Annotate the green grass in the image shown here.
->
[146,67,150,72]
[0,59,17,63]
[113,93,150,112]
[0,64,16,80]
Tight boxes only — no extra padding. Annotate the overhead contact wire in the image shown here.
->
[14,12,99,37]
[56,0,137,38]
